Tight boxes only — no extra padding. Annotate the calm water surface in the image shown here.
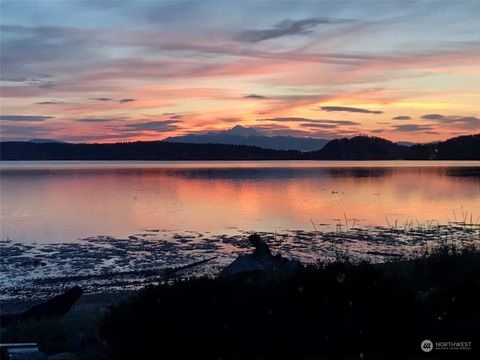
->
[1,161,479,244]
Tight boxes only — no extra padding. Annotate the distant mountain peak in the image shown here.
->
[224,125,262,137]
[165,124,329,151]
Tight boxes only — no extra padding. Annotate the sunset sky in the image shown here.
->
[0,0,479,143]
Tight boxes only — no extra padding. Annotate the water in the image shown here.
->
[1,160,479,244]
[1,160,479,299]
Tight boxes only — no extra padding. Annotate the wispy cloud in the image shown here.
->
[0,115,54,122]
[244,94,269,99]
[236,18,352,42]
[0,124,53,138]
[259,117,360,126]
[76,118,118,123]
[421,114,480,129]
[421,114,444,120]
[319,106,383,114]
[124,120,181,132]
[1,1,478,143]
[299,123,343,129]
[391,124,434,132]
[34,100,66,105]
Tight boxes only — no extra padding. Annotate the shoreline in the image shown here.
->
[3,241,479,359]
[2,223,479,302]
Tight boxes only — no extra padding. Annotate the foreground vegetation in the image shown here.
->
[2,242,479,359]
[100,244,480,359]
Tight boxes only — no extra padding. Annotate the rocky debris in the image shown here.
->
[219,234,302,278]
[1,287,83,327]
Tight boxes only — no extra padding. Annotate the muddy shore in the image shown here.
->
[2,223,479,302]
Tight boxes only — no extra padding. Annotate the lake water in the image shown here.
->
[1,160,479,244]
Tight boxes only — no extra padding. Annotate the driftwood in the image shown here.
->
[0,257,218,328]
[162,256,218,278]
[1,286,83,327]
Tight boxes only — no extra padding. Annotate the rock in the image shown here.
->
[219,234,302,278]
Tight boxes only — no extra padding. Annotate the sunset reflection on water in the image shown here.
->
[1,161,478,243]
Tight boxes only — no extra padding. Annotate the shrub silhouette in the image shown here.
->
[100,247,480,359]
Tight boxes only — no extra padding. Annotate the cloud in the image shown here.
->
[1,76,30,82]
[1,76,56,90]
[253,123,348,138]
[299,123,341,129]
[421,114,444,120]
[76,118,117,123]
[218,117,242,123]
[259,117,360,126]
[244,94,269,99]
[392,115,411,120]
[421,114,480,129]
[0,115,53,122]
[58,133,141,143]
[0,124,52,139]
[391,124,434,132]
[158,113,183,120]
[124,120,180,132]
[236,17,351,42]
[319,106,383,114]
[90,97,137,103]
[34,100,65,105]
[38,81,55,89]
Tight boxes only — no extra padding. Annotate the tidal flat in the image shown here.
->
[2,222,479,301]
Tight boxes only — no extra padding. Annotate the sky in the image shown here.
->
[0,0,479,143]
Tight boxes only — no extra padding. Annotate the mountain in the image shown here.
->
[29,139,66,144]
[1,134,478,161]
[164,125,329,151]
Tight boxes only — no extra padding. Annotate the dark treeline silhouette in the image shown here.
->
[409,134,480,160]
[1,134,478,160]
[308,135,408,160]
[0,141,303,161]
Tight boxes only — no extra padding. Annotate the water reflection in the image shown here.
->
[1,161,478,243]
